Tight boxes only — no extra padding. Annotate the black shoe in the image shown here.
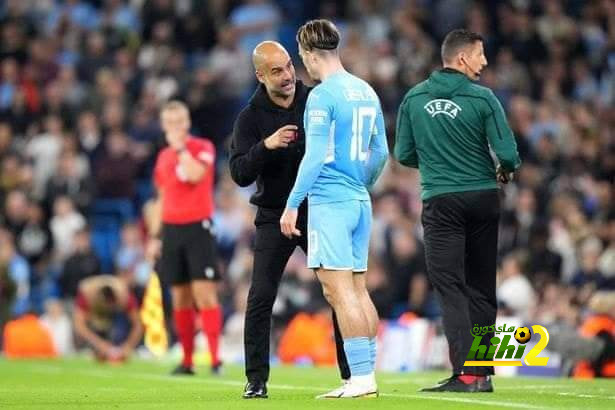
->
[420,375,493,393]
[243,381,268,399]
[171,364,195,376]
[211,361,223,376]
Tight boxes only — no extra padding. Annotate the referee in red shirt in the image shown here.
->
[149,101,222,375]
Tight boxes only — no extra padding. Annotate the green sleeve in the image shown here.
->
[484,91,521,172]
[394,98,418,168]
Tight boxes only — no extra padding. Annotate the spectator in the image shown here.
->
[536,0,576,46]
[0,18,29,64]
[40,298,74,356]
[0,121,14,158]
[46,0,100,34]
[77,31,111,83]
[76,111,104,161]
[59,228,101,298]
[114,222,144,283]
[3,189,29,236]
[230,0,281,56]
[101,0,140,34]
[0,228,30,316]
[94,131,140,200]
[199,25,253,134]
[0,58,20,110]
[213,182,246,264]
[0,153,26,203]
[364,257,392,319]
[50,196,86,262]
[16,201,53,266]
[45,150,94,213]
[497,252,536,320]
[18,201,55,313]
[572,237,609,290]
[56,65,87,109]
[73,274,143,362]
[384,225,427,317]
[26,115,64,199]
[141,0,179,43]
[0,250,16,336]
[526,223,563,283]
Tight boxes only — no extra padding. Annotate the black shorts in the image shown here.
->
[160,220,220,285]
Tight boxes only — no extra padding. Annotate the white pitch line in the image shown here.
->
[383,379,569,392]
[23,363,556,409]
[382,393,549,409]
[383,377,445,385]
[557,392,615,400]
[496,385,570,390]
[383,379,565,390]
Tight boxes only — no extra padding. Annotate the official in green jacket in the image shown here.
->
[394,29,521,393]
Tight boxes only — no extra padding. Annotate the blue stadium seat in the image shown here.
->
[91,225,120,274]
[135,179,155,213]
[90,198,135,273]
[91,198,135,222]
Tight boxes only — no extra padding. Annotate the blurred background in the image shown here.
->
[0,0,613,377]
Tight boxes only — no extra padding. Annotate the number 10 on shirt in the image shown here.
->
[350,106,377,162]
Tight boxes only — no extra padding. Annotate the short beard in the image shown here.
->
[272,89,292,99]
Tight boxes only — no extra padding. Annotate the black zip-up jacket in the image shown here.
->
[229,81,309,223]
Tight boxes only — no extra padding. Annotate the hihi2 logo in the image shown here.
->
[464,324,550,367]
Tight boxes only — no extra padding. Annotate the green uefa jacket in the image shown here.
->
[394,68,521,200]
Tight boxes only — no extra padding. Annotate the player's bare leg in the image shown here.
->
[317,272,380,398]
[317,269,368,336]
[171,284,196,375]
[192,280,223,374]
[353,274,378,339]
[191,280,218,309]
[315,269,377,398]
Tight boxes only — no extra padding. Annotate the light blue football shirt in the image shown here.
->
[287,71,388,208]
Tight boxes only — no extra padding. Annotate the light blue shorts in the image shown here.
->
[307,200,372,272]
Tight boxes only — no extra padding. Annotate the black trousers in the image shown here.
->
[244,209,350,383]
[421,189,500,376]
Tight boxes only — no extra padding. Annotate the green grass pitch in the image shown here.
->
[1,358,614,409]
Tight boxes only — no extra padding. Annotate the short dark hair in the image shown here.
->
[441,29,484,63]
[100,285,117,304]
[296,19,340,52]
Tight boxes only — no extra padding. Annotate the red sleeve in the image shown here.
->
[194,139,215,166]
[76,292,89,311]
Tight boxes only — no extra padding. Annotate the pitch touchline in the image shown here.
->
[383,379,566,390]
[383,393,548,409]
[24,363,554,409]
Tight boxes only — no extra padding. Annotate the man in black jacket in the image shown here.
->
[230,41,350,399]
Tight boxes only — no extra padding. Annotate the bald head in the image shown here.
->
[252,41,296,102]
[252,41,289,71]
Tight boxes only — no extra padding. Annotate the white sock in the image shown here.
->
[351,372,376,387]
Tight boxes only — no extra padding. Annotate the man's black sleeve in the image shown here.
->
[229,109,271,187]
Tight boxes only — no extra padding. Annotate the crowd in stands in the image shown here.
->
[0,0,613,372]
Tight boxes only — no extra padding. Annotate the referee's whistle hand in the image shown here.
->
[265,125,298,150]
[280,207,301,238]
[496,165,514,184]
